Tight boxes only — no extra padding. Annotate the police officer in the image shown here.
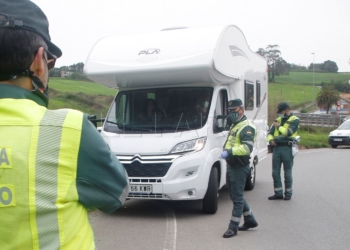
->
[0,1,129,249]
[267,102,300,201]
[221,99,258,238]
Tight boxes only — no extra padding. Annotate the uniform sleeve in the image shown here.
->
[278,117,300,136]
[267,124,275,142]
[76,115,129,213]
[232,125,255,156]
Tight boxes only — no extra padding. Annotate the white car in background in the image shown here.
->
[328,120,350,148]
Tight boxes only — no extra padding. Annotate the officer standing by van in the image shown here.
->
[221,99,258,238]
[267,102,300,201]
[0,1,128,249]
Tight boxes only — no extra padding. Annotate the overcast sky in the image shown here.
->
[32,0,350,72]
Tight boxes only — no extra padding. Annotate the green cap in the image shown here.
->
[0,0,62,58]
[277,102,289,113]
[228,99,243,110]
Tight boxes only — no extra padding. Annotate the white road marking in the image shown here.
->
[162,204,177,250]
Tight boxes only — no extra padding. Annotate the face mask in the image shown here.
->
[203,101,209,109]
[227,112,239,126]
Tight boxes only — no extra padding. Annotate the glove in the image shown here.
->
[221,151,229,159]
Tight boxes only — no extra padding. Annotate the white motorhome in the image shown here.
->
[84,25,268,214]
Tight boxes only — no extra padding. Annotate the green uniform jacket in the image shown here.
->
[0,83,129,249]
[267,114,300,144]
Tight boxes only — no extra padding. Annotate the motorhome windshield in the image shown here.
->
[104,87,213,134]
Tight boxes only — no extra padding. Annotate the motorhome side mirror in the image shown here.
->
[88,115,97,128]
[214,114,228,133]
[216,115,227,120]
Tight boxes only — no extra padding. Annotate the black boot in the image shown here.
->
[238,221,258,231]
[268,194,283,200]
[223,228,238,238]
[284,195,292,200]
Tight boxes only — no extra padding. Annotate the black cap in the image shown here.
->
[228,99,243,109]
[277,102,289,113]
[0,0,62,58]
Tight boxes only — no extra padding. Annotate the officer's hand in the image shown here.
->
[273,121,279,128]
[270,140,277,146]
[221,150,229,159]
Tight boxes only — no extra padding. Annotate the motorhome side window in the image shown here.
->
[244,81,254,110]
[104,87,213,133]
[213,89,228,133]
[256,81,261,107]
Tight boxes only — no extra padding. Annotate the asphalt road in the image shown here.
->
[89,147,350,250]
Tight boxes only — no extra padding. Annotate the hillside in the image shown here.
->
[48,78,117,117]
[48,72,350,119]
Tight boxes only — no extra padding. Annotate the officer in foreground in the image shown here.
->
[221,99,258,238]
[267,102,300,200]
[0,1,129,249]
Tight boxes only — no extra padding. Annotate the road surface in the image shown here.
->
[89,147,350,250]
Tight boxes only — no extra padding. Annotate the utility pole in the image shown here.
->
[312,53,315,113]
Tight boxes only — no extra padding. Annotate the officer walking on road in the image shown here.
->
[267,102,300,201]
[0,1,129,249]
[221,99,258,238]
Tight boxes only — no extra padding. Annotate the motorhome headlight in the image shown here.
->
[170,137,207,154]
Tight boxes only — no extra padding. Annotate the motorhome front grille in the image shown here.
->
[123,162,172,177]
[117,154,180,177]
[128,193,167,199]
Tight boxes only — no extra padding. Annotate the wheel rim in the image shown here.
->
[250,165,255,182]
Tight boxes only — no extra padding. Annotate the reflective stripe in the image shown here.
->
[274,187,283,191]
[35,110,67,249]
[243,209,252,216]
[231,216,241,223]
[286,188,293,192]
[242,140,254,147]
[242,143,251,154]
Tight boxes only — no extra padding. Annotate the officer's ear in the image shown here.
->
[30,47,46,78]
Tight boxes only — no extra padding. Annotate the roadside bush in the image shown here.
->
[300,108,308,113]
[69,72,90,81]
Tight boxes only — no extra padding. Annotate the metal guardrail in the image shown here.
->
[294,113,348,129]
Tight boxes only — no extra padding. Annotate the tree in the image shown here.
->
[308,60,338,73]
[316,85,339,114]
[256,45,282,82]
[275,58,289,76]
[68,62,84,73]
[322,60,338,73]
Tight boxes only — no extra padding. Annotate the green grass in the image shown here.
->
[276,71,350,85]
[298,126,333,149]
[50,77,117,96]
[48,78,117,117]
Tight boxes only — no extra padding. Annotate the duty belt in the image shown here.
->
[276,142,293,146]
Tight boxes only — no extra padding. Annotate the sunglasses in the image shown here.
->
[33,48,57,70]
[43,48,57,70]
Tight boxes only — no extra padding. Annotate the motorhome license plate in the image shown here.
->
[334,139,342,141]
[129,185,152,194]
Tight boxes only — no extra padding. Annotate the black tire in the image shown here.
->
[245,162,256,191]
[203,167,218,214]
[331,144,338,148]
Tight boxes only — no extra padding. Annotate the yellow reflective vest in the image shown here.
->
[224,118,257,156]
[0,98,94,250]
[267,115,299,143]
